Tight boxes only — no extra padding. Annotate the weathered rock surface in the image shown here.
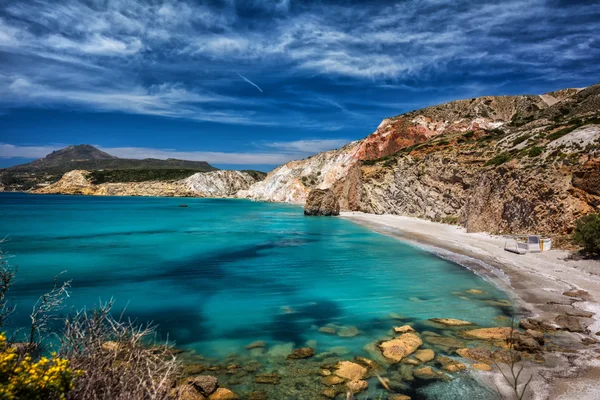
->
[460,327,512,341]
[412,366,442,380]
[303,188,340,216]
[346,379,368,394]
[519,318,555,332]
[378,333,423,363]
[394,325,415,334]
[188,376,218,396]
[333,361,368,381]
[208,388,239,400]
[414,349,435,363]
[554,315,586,332]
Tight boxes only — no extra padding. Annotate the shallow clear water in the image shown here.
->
[0,193,509,399]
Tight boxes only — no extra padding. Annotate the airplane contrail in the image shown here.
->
[236,72,263,93]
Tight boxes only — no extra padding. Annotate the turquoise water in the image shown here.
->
[0,193,508,398]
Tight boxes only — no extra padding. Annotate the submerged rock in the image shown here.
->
[303,189,340,216]
[346,379,368,394]
[456,348,493,364]
[318,326,337,335]
[393,325,415,334]
[245,340,267,350]
[429,318,474,327]
[333,361,368,381]
[460,327,511,340]
[443,362,466,373]
[248,391,267,400]
[208,388,239,400]
[254,373,281,385]
[321,375,345,385]
[466,289,484,294]
[412,366,442,380]
[378,333,423,363]
[424,335,465,349]
[414,349,435,363]
[337,326,360,337]
[388,395,411,400]
[287,347,315,359]
[472,363,493,371]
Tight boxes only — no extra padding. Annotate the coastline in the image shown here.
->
[341,211,600,400]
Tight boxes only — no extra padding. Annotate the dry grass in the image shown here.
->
[60,300,180,400]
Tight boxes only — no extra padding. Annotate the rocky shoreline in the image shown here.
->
[341,212,600,400]
[170,306,558,400]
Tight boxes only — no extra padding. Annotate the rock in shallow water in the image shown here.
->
[333,361,368,381]
[188,375,218,395]
[287,347,315,359]
[378,333,423,363]
[414,349,435,363]
[429,318,475,327]
[303,189,340,216]
[460,327,511,340]
[208,388,239,400]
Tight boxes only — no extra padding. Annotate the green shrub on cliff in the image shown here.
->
[572,213,600,255]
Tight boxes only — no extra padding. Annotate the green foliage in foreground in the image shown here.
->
[572,213,600,255]
[89,169,202,184]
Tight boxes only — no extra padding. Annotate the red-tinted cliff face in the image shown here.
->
[352,118,433,161]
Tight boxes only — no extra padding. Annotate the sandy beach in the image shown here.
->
[342,212,600,400]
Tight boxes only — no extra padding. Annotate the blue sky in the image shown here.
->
[1,0,599,171]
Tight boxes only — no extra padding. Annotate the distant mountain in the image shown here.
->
[0,145,218,191]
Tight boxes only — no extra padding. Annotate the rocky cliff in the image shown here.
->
[34,170,262,198]
[241,84,600,239]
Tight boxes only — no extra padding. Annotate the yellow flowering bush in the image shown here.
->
[0,333,77,400]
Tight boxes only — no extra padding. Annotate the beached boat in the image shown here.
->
[504,235,552,255]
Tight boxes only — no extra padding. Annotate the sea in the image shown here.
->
[0,192,509,399]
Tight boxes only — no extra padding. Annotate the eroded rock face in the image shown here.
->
[304,189,340,216]
[239,85,600,239]
[34,170,261,198]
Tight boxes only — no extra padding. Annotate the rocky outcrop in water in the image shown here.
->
[241,83,600,239]
[34,169,262,198]
[303,189,340,216]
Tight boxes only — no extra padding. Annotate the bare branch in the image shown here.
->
[0,245,17,329]
[28,272,71,349]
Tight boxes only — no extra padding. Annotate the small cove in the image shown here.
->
[0,193,513,399]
